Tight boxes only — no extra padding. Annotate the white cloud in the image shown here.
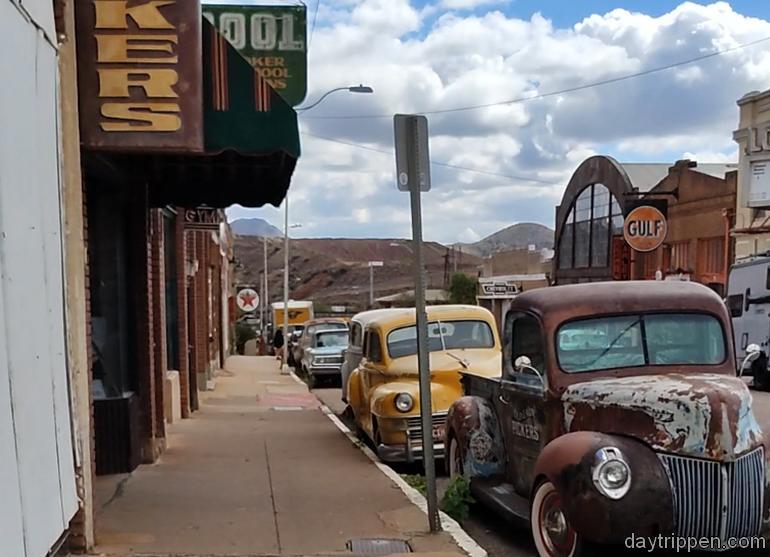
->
[236,1,770,244]
[458,227,482,242]
[440,0,510,10]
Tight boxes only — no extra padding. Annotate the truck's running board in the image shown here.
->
[471,477,530,525]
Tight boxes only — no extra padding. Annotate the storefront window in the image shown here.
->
[558,183,620,271]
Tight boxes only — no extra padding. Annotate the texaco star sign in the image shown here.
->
[236,288,259,312]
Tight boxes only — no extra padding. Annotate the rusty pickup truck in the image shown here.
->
[445,281,769,557]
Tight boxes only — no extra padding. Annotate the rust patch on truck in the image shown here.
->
[562,374,764,460]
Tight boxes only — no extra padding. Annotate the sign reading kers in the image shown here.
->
[623,205,668,252]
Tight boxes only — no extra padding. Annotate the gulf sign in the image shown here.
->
[623,205,667,252]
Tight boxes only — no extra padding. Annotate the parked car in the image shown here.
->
[300,328,349,388]
[727,255,770,390]
[445,281,769,557]
[340,309,398,406]
[291,318,348,369]
[347,305,502,463]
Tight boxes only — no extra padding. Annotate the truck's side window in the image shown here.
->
[350,323,363,348]
[366,331,382,362]
[511,315,545,374]
[727,294,743,318]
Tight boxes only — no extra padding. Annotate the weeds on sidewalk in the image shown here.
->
[399,474,475,522]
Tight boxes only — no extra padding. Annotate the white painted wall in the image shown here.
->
[0,1,78,555]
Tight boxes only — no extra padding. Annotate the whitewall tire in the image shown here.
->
[531,481,581,557]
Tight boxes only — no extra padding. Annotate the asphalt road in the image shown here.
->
[308,379,770,557]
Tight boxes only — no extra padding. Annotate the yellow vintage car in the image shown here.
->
[346,304,501,462]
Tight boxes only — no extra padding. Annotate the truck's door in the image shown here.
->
[499,312,548,497]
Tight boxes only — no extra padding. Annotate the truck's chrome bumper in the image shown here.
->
[377,441,445,463]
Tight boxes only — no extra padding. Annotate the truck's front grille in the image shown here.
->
[659,447,765,541]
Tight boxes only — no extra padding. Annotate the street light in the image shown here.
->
[296,84,374,112]
[281,198,301,375]
[368,261,383,307]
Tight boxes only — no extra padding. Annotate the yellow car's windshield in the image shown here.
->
[386,320,495,359]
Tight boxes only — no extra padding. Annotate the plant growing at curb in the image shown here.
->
[440,476,474,521]
[401,474,427,496]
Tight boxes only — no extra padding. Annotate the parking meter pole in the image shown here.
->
[409,170,441,534]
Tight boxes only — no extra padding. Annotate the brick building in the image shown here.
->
[553,156,737,295]
[58,1,301,552]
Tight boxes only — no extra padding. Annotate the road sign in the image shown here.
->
[393,114,439,533]
[368,261,384,267]
[394,114,431,192]
[624,205,668,252]
[236,288,260,312]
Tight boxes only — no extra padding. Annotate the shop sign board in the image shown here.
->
[237,288,260,312]
[748,160,770,207]
[202,4,307,106]
[478,278,519,299]
[183,207,220,230]
[76,0,204,152]
[623,204,668,253]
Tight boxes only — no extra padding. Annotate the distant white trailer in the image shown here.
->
[727,256,770,390]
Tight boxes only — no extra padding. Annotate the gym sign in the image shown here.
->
[76,0,203,152]
[623,205,668,253]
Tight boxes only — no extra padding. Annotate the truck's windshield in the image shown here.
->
[556,313,726,373]
[387,320,495,358]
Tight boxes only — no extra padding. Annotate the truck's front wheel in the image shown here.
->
[531,481,582,557]
[753,356,770,391]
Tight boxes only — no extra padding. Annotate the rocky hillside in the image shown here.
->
[234,237,481,313]
[456,222,554,257]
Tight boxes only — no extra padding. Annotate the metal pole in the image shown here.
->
[369,264,374,308]
[282,198,290,373]
[262,236,268,351]
[407,118,440,532]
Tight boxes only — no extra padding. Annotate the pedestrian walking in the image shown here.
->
[273,327,284,367]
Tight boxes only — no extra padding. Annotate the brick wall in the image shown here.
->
[186,230,200,410]
[150,210,168,431]
[130,186,164,462]
[175,210,191,417]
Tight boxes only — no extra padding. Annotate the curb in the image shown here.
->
[288,370,487,557]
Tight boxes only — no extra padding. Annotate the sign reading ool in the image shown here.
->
[203,5,308,106]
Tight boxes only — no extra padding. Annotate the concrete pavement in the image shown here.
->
[92,356,468,557]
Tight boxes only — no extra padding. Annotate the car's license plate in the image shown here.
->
[432,424,445,441]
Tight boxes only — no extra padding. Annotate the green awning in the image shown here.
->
[202,18,301,158]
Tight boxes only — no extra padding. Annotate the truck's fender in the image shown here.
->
[347,368,363,420]
[532,431,674,544]
[446,396,505,477]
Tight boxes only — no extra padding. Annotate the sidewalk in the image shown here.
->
[92,356,468,557]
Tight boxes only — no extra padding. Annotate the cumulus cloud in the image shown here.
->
[229,1,770,244]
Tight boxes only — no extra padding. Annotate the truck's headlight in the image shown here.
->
[592,447,631,499]
[394,393,414,413]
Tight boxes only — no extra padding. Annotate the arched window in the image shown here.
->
[558,184,623,270]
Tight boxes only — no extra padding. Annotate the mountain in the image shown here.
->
[456,222,554,257]
[230,218,282,237]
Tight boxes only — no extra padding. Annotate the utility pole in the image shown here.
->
[282,198,290,374]
[262,235,269,351]
[368,261,383,308]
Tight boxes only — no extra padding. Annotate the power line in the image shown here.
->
[301,131,560,185]
[309,0,320,47]
[301,35,770,120]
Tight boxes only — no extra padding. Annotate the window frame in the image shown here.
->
[558,183,619,271]
[504,311,547,386]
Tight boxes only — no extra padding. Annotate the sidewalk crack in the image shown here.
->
[264,440,283,554]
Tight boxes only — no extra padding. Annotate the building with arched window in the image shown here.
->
[553,156,737,295]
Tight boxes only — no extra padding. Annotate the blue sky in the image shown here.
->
[226,1,770,243]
